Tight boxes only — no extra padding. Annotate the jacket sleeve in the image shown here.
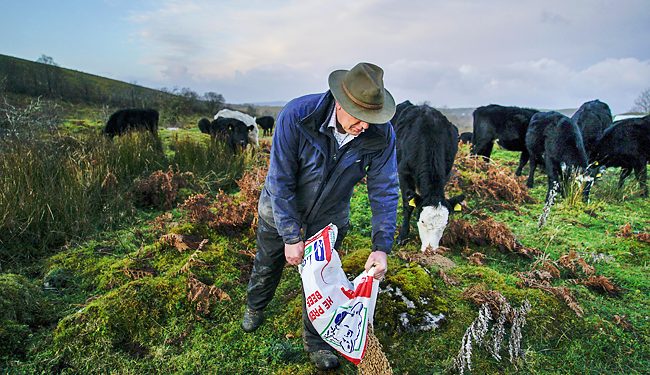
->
[365,125,399,253]
[266,105,303,244]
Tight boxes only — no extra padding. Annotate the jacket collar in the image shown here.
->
[298,91,388,151]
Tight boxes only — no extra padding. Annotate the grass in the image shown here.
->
[1,133,648,374]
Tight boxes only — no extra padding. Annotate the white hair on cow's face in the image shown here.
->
[417,205,449,252]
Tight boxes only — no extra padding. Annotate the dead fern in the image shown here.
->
[617,223,650,243]
[152,212,173,233]
[559,250,595,277]
[159,233,207,253]
[187,274,231,315]
[438,269,460,286]
[531,253,561,279]
[572,275,622,296]
[122,266,157,280]
[448,148,533,208]
[208,165,267,234]
[177,242,209,276]
[442,218,540,257]
[468,252,486,266]
[517,271,584,316]
[180,194,217,225]
[133,166,193,209]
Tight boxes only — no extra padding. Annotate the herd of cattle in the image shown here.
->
[389,99,649,251]
[102,107,275,153]
[102,100,649,252]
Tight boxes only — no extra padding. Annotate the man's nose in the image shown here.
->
[360,122,369,130]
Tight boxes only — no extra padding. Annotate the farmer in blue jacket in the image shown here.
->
[242,62,399,370]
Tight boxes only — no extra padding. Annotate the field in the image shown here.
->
[1,106,649,375]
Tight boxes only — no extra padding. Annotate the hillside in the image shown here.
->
[0,53,177,109]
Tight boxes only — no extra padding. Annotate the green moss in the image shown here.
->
[53,277,187,369]
[0,274,52,358]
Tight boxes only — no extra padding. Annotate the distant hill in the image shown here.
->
[0,53,174,108]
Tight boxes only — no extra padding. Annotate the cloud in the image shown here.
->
[126,0,650,113]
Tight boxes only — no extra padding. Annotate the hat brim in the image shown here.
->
[328,70,396,124]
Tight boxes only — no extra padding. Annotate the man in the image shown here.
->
[242,62,399,370]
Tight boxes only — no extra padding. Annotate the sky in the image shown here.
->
[1,0,649,114]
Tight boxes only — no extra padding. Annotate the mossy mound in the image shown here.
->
[0,273,52,357]
[53,277,187,370]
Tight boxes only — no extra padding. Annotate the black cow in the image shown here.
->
[592,115,650,197]
[198,118,211,134]
[104,109,159,138]
[394,104,464,251]
[458,132,473,144]
[217,117,255,153]
[571,100,612,160]
[471,104,539,175]
[526,111,590,203]
[199,118,226,139]
[390,100,414,127]
[255,116,275,136]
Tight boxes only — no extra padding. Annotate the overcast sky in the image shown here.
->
[1,0,649,114]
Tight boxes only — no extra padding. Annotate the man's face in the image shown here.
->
[336,103,370,136]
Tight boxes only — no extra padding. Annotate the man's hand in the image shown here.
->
[285,241,305,266]
[365,251,388,280]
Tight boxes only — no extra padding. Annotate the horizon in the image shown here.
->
[1,1,649,114]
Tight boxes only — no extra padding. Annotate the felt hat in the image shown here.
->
[328,62,396,124]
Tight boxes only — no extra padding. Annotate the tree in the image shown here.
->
[35,54,61,96]
[36,54,59,66]
[631,88,650,113]
[203,91,225,115]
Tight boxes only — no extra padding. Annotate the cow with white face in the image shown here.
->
[394,103,464,251]
[417,205,450,252]
[214,108,259,147]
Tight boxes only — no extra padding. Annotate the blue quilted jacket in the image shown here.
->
[257,91,399,253]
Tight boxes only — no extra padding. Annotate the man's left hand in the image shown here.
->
[364,251,387,280]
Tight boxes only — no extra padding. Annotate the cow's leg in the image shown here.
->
[397,173,415,246]
[515,150,530,176]
[472,140,494,161]
[545,158,559,203]
[618,168,632,189]
[633,161,648,197]
[526,152,537,188]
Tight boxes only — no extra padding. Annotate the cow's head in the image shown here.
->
[225,119,251,151]
[417,194,464,252]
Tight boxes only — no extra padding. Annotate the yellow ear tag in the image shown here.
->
[408,198,416,207]
[454,203,462,212]
[596,173,602,178]
[594,161,599,166]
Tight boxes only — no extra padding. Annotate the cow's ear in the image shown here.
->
[446,194,465,213]
[405,190,422,207]
[248,125,255,131]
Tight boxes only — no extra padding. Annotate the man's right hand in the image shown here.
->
[285,241,305,266]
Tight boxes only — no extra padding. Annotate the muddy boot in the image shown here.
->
[309,350,340,370]
[241,307,264,332]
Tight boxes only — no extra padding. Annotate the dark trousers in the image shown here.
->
[246,218,346,352]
